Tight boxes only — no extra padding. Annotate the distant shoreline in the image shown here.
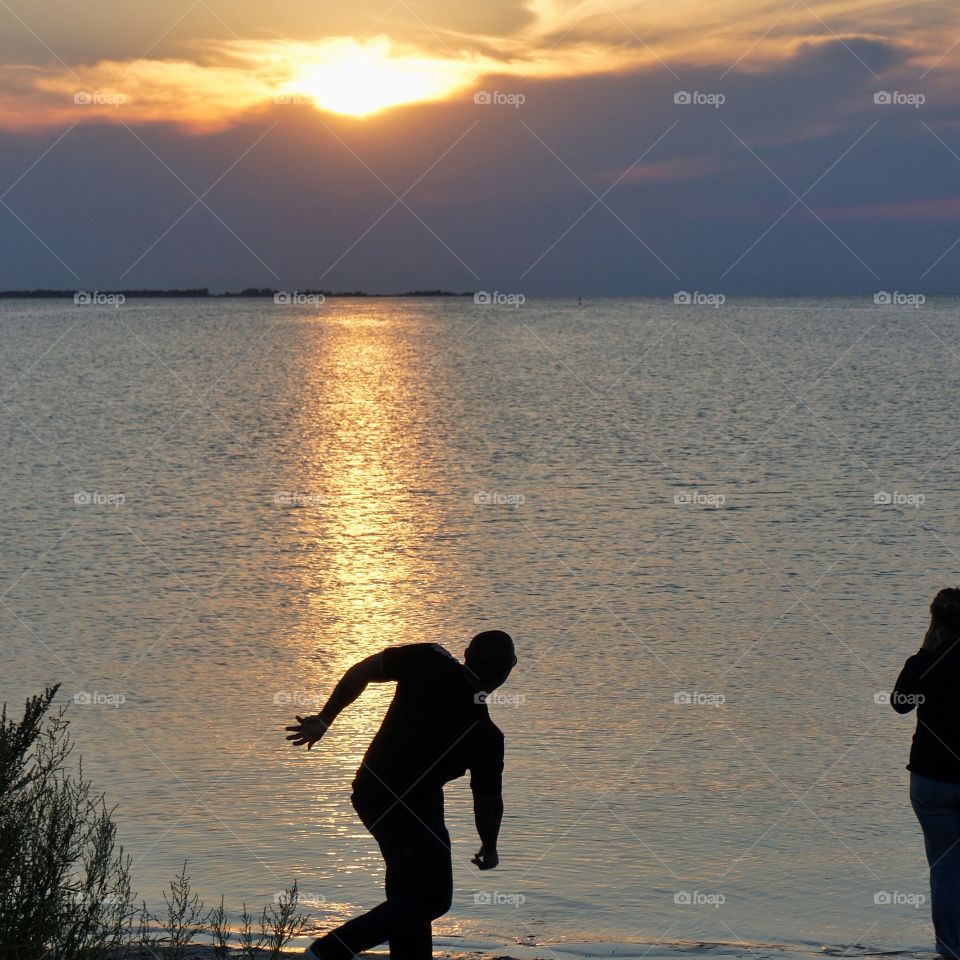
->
[3,291,959,301]
[0,289,475,300]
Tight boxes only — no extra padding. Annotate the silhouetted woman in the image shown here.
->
[892,588,960,959]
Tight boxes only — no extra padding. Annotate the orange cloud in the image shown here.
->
[0,0,955,132]
[0,35,647,131]
[1,59,272,132]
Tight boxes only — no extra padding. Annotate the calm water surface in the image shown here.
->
[2,297,959,954]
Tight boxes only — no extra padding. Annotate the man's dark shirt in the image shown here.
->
[893,641,960,783]
[351,643,505,826]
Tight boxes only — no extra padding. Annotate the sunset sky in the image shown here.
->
[1,0,958,293]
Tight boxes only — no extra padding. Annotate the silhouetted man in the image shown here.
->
[286,630,517,960]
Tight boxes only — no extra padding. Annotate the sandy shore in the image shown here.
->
[154,937,936,960]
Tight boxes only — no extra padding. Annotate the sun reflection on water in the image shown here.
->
[278,303,448,783]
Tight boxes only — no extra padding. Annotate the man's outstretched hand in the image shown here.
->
[471,846,499,871]
[285,715,329,750]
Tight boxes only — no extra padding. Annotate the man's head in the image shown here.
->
[931,588,960,640]
[464,630,516,693]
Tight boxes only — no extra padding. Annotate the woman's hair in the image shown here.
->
[931,588,960,636]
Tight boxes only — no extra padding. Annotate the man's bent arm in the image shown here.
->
[473,792,503,857]
[319,652,387,726]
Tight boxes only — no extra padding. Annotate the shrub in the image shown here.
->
[0,688,311,960]
[0,685,134,960]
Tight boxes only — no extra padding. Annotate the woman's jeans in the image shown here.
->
[912,772,960,958]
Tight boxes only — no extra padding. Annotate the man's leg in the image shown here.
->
[382,820,451,960]
[382,843,432,960]
[382,920,433,960]
[911,773,960,958]
[384,920,432,960]
[314,815,452,960]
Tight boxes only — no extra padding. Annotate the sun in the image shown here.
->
[279,37,473,117]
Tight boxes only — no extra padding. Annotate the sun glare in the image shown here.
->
[280,38,472,117]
